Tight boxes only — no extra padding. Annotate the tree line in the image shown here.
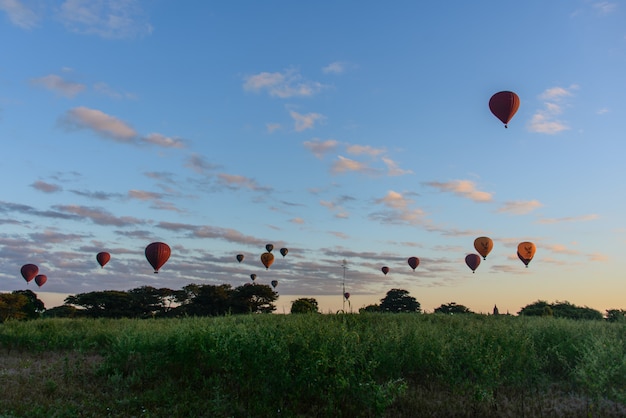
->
[0,286,624,322]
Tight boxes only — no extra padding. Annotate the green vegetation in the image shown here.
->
[1,314,625,417]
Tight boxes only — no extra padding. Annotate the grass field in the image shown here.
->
[1,314,625,417]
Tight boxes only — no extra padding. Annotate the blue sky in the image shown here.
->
[1,0,625,314]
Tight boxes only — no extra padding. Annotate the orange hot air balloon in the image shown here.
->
[474,237,493,260]
[489,91,520,128]
[34,274,47,287]
[271,280,278,289]
[260,252,274,270]
[344,292,350,300]
[280,248,288,257]
[407,256,420,271]
[20,264,39,283]
[145,242,171,273]
[265,244,274,253]
[465,254,481,273]
[517,242,536,267]
[236,254,244,263]
[96,252,111,268]
[250,274,257,282]
[381,266,390,275]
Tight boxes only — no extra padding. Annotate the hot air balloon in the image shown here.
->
[280,248,288,257]
[381,266,390,275]
[271,280,278,289]
[145,242,171,274]
[96,252,111,268]
[489,91,520,128]
[236,254,244,263]
[265,244,274,253]
[34,274,47,287]
[20,264,38,283]
[250,274,257,282]
[407,256,420,271]
[517,242,536,267]
[261,252,274,270]
[465,254,481,273]
[344,292,350,300]
[474,237,493,260]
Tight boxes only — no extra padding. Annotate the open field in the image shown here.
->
[1,314,625,417]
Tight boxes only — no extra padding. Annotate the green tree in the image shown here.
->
[434,302,473,314]
[230,284,277,314]
[379,289,421,313]
[176,284,234,316]
[12,290,45,319]
[65,290,133,318]
[0,293,29,322]
[606,309,626,322]
[518,300,603,320]
[43,304,80,318]
[359,304,380,313]
[291,298,319,314]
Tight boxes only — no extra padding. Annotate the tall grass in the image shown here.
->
[1,314,625,417]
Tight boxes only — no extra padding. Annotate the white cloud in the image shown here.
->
[382,157,413,176]
[290,111,324,132]
[0,0,40,29]
[346,144,385,157]
[424,180,493,202]
[371,190,426,225]
[322,61,346,74]
[303,138,338,158]
[498,200,543,215]
[60,106,137,142]
[142,133,185,148]
[528,85,578,134]
[537,214,599,224]
[331,155,377,175]
[58,0,153,39]
[243,68,325,98]
[30,74,86,97]
[593,1,617,14]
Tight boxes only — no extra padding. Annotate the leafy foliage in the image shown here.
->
[290,297,319,314]
[518,300,603,320]
[434,302,473,314]
[379,289,421,313]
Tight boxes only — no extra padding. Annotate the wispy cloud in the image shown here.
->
[266,123,282,133]
[331,155,377,175]
[290,111,324,132]
[303,138,338,158]
[537,213,599,224]
[142,133,185,148]
[60,107,137,142]
[0,0,40,29]
[322,61,348,74]
[31,180,62,193]
[53,204,145,227]
[243,68,325,98]
[382,157,413,176]
[93,82,136,99]
[497,200,543,215]
[424,180,493,202]
[370,190,426,225]
[185,154,219,174]
[30,74,86,97]
[593,1,617,14]
[217,173,272,192]
[58,0,153,39]
[528,85,578,134]
[346,144,385,157]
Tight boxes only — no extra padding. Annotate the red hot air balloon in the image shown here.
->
[96,252,111,268]
[489,91,520,128]
[280,248,288,257]
[20,264,39,283]
[261,252,274,269]
[465,254,481,273]
[34,274,47,287]
[145,242,171,273]
[236,254,244,263]
[407,256,420,271]
[271,280,278,289]
[344,292,350,300]
[381,266,390,275]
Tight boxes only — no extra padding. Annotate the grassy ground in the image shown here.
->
[1,314,625,417]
